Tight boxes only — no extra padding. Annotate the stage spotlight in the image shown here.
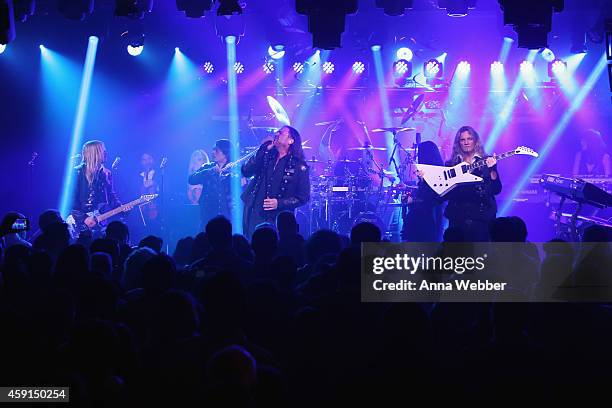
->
[394,59,411,75]
[375,0,413,17]
[456,60,470,75]
[233,61,244,74]
[203,61,214,73]
[548,59,567,77]
[39,44,44,50]
[498,0,563,49]
[424,59,443,78]
[491,61,504,74]
[217,0,242,16]
[58,0,94,21]
[352,61,365,74]
[396,47,413,62]
[176,0,214,18]
[438,0,476,17]
[293,62,304,74]
[175,47,180,53]
[322,61,335,74]
[127,44,144,56]
[540,47,555,62]
[296,1,358,50]
[263,61,275,74]
[115,0,153,19]
[268,45,285,60]
[520,60,534,74]
[371,44,381,52]
[0,43,5,54]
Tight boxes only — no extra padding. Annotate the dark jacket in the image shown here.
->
[72,164,120,216]
[241,143,310,236]
[188,163,234,226]
[443,156,502,224]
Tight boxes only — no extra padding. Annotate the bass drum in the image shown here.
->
[332,211,386,236]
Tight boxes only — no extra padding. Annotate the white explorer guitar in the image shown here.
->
[415,146,538,196]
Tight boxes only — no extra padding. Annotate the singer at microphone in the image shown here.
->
[241,126,310,238]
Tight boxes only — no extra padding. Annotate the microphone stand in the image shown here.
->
[28,152,38,237]
[159,158,168,252]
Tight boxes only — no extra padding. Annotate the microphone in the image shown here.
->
[111,156,121,170]
[160,157,168,169]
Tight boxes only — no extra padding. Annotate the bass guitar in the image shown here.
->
[415,146,539,196]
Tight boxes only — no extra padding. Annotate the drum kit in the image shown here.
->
[240,95,425,237]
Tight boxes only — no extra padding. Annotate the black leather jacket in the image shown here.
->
[72,164,120,216]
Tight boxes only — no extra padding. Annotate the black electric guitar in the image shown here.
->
[67,194,158,238]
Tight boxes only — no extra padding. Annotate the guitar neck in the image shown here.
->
[97,198,144,223]
[467,150,516,171]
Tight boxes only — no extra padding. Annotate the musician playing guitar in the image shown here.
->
[70,140,122,232]
[442,126,500,241]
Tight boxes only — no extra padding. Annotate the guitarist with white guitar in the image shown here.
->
[437,126,501,241]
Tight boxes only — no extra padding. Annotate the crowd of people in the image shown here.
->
[1,209,612,406]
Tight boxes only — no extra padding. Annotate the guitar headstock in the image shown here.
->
[514,146,539,158]
[140,194,159,203]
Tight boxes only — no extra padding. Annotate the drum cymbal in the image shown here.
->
[347,146,387,151]
[315,120,341,126]
[371,127,416,133]
[266,96,291,126]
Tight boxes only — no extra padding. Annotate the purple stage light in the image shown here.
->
[263,61,275,74]
[233,61,244,74]
[203,61,214,74]
[424,59,442,78]
[396,47,413,62]
[293,62,304,74]
[394,59,410,75]
[322,61,335,74]
[520,60,534,74]
[456,60,470,75]
[491,61,504,74]
[548,59,568,79]
[352,61,365,74]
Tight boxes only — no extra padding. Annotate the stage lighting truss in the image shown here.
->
[352,61,365,74]
[58,0,94,21]
[293,62,305,74]
[548,59,567,77]
[322,61,335,74]
[424,59,443,78]
[176,0,214,18]
[203,61,214,74]
[115,0,153,19]
[296,1,358,50]
[438,0,476,17]
[375,0,414,17]
[498,0,564,49]
[263,61,275,74]
[234,61,244,74]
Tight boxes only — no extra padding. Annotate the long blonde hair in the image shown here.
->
[82,140,107,184]
[188,149,210,175]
